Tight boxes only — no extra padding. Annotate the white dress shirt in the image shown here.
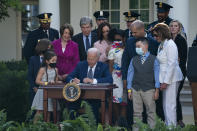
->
[40,56,43,63]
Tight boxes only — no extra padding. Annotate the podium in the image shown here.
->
[40,83,116,125]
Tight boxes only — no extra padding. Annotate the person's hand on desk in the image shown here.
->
[62,74,68,79]
[72,78,80,84]
[33,87,38,92]
[48,80,55,84]
[83,78,93,84]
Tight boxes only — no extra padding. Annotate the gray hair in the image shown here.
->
[130,20,144,30]
[80,16,93,27]
[87,48,100,57]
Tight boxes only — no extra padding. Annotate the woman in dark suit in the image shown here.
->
[28,39,52,105]
[169,20,188,127]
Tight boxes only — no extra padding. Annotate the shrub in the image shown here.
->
[1,60,27,71]
[134,116,197,131]
[0,60,29,122]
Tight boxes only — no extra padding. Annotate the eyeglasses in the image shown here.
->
[153,34,159,37]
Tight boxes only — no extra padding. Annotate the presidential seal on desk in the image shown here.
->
[63,83,81,102]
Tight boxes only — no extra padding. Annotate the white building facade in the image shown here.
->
[0,0,196,61]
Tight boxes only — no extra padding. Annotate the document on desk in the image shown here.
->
[77,83,112,86]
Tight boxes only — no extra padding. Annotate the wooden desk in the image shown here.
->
[40,83,116,125]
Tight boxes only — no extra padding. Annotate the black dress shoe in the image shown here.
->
[178,120,185,128]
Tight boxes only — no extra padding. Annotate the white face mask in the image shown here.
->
[136,48,144,55]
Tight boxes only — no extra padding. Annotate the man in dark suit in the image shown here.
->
[24,13,59,63]
[122,20,159,81]
[72,16,98,61]
[92,11,109,35]
[123,11,140,40]
[28,55,41,104]
[121,20,160,125]
[147,2,173,33]
[66,48,113,122]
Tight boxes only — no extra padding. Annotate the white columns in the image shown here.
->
[167,0,189,35]
[39,0,60,30]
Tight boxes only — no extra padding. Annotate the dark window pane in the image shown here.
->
[111,11,120,23]
[144,23,148,29]
[140,0,149,9]
[140,10,149,22]
[132,10,140,14]
[107,17,110,22]
[111,0,120,9]
[129,0,138,9]
[22,4,39,47]
[31,5,39,29]
[111,24,120,29]
[101,0,109,10]
[22,5,39,33]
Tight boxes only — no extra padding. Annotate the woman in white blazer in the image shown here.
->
[152,23,183,126]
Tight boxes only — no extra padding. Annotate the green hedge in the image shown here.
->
[0,102,197,131]
[0,60,29,122]
[2,60,28,71]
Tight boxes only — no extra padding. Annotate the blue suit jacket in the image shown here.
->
[28,56,42,89]
[121,35,159,80]
[66,61,113,83]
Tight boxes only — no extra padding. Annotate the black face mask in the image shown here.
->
[49,63,56,68]
[115,39,122,41]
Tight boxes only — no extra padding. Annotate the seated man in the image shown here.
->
[65,47,113,122]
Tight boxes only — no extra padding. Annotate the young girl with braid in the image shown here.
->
[31,50,61,122]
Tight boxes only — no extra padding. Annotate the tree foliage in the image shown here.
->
[0,0,23,22]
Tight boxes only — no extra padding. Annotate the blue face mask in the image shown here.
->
[136,48,144,55]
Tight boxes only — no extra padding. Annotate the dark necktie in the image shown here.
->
[129,31,132,37]
[141,55,145,64]
[44,30,48,38]
[86,36,90,51]
[87,68,93,79]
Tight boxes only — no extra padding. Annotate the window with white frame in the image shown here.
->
[99,0,152,29]
[22,1,39,47]
[100,0,120,29]
[129,0,150,28]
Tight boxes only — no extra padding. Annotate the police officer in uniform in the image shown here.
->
[147,2,173,32]
[92,11,109,34]
[24,13,59,63]
[123,11,140,40]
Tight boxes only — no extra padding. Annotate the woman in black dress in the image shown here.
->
[169,20,188,127]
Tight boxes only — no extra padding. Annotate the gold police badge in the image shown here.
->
[63,83,81,102]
